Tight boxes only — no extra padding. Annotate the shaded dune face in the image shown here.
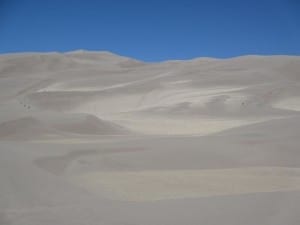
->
[0,114,129,140]
[48,114,129,135]
[0,117,52,139]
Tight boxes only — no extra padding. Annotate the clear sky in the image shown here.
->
[0,0,300,61]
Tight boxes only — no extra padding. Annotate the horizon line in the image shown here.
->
[0,49,299,63]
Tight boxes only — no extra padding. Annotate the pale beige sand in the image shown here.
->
[1,52,300,225]
[71,167,300,201]
[273,97,300,111]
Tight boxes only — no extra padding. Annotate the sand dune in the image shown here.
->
[1,51,300,225]
[0,117,56,139]
[0,114,129,140]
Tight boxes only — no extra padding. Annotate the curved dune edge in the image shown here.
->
[111,116,269,135]
[70,167,300,202]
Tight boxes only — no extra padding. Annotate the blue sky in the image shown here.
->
[0,0,299,61]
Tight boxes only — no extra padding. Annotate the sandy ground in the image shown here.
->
[1,51,300,224]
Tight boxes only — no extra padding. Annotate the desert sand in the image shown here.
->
[0,50,300,224]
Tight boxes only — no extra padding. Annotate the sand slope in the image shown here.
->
[1,51,300,225]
